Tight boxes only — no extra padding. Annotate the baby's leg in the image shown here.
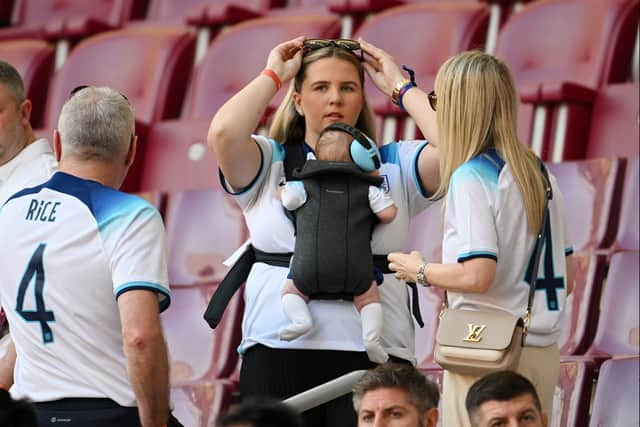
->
[280,279,313,341]
[354,283,388,364]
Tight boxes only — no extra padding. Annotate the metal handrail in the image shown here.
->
[283,370,367,413]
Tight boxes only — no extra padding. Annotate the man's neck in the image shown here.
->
[0,130,36,167]
[58,159,124,189]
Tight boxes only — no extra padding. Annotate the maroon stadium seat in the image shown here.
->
[139,119,219,193]
[495,0,639,160]
[0,38,54,128]
[588,251,639,357]
[611,157,639,252]
[557,254,607,355]
[353,3,489,141]
[0,0,145,42]
[164,190,248,286]
[182,14,341,121]
[589,357,640,427]
[38,27,196,192]
[585,83,639,160]
[162,285,243,383]
[171,380,237,426]
[546,158,625,253]
[552,358,597,427]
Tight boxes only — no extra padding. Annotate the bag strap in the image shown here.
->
[443,161,552,334]
[522,162,552,331]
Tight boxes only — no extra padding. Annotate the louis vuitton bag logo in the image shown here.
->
[464,323,486,342]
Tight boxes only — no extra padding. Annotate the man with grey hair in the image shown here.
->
[0,59,57,389]
[352,363,439,427]
[0,86,180,426]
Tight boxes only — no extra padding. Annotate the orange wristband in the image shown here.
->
[261,69,282,91]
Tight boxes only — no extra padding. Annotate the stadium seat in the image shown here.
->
[164,190,248,286]
[0,38,55,128]
[182,14,341,122]
[39,27,196,192]
[546,158,625,253]
[171,380,237,427]
[0,0,145,42]
[551,358,597,427]
[589,357,640,427]
[162,285,243,384]
[184,0,286,28]
[585,83,640,160]
[495,0,639,160]
[352,2,489,142]
[139,119,219,193]
[557,254,607,355]
[611,157,639,252]
[588,251,639,358]
[0,0,14,27]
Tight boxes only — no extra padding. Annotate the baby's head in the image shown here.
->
[315,123,381,173]
[316,129,353,162]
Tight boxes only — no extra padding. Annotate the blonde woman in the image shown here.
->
[383,51,575,426]
[208,37,440,427]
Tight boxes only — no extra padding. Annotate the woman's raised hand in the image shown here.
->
[265,36,305,84]
[359,39,406,97]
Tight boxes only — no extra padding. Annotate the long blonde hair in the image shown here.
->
[268,46,377,145]
[431,51,546,234]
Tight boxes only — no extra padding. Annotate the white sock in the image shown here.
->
[279,294,313,341]
[361,303,388,364]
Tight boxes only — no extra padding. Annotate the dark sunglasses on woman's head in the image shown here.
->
[303,38,363,60]
[69,85,130,104]
[428,90,437,111]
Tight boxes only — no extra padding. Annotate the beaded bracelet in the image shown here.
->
[261,69,282,91]
[397,65,417,112]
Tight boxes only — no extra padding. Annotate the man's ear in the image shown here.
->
[53,130,62,162]
[542,411,549,427]
[422,408,439,427]
[20,99,32,125]
[292,91,304,117]
[125,135,137,167]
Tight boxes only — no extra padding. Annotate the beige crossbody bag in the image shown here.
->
[434,164,552,376]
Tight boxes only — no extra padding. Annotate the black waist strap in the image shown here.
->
[203,245,292,329]
[373,255,424,328]
[204,248,423,329]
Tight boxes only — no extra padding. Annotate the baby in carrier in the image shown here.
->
[279,123,397,364]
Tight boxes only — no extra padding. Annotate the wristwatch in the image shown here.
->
[416,262,429,287]
[391,79,411,105]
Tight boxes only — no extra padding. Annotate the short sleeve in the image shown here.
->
[110,206,170,312]
[369,185,395,213]
[281,181,307,211]
[219,135,275,209]
[447,168,498,263]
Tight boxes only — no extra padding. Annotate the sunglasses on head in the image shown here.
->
[428,90,437,111]
[69,85,130,104]
[303,38,363,60]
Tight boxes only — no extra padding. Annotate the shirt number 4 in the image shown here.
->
[16,243,55,343]
[525,220,565,311]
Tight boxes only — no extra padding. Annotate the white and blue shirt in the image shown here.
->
[443,150,573,347]
[223,135,433,364]
[0,172,170,406]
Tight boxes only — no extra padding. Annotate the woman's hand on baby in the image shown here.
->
[265,36,305,84]
[359,39,406,97]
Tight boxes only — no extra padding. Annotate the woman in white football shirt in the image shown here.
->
[208,37,441,427]
[387,51,574,426]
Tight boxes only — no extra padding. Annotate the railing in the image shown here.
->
[283,370,367,413]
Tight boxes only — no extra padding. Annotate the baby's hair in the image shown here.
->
[316,129,352,162]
